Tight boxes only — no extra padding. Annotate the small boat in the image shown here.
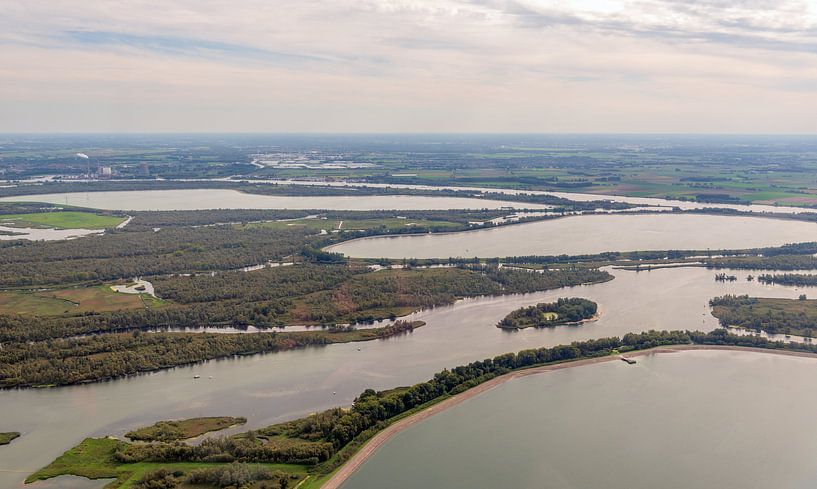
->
[193,375,200,379]
[620,356,637,365]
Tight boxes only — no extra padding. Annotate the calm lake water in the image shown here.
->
[327,213,817,258]
[0,189,548,211]
[249,179,817,214]
[341,349,817,489]
[1,266,810,488]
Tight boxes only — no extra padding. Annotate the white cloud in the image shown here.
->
[0,0,816,132]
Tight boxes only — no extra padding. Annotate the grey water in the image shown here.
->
[327,213,817,258]
[0,266,809,487]
[341,349,817,489]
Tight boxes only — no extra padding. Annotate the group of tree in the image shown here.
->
[497,298,598,329]
[709,295,817,336]
[714,273,737,282]
[757,273,817,287]
[135,462,299,488]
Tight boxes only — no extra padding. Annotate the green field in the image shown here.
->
[0,285,166,316]
[0,211,126,229]
[26,438,308,488]
[126,417,247,442]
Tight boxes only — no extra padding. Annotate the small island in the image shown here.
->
[0,432,20,445]
[126,416,247,442]
[497,298,598,329]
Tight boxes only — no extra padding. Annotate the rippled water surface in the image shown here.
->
[341,349,817,489]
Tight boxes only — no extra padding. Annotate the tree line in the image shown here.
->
[757,273,817,286]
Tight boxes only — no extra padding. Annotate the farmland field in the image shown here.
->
[0,211,126,229]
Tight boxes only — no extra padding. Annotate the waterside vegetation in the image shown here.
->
[710,295,817,337]
[0,432,20,446]
[29,328,817,489]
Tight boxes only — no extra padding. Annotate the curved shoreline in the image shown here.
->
[322,211,817,258]
[319,344,817,489]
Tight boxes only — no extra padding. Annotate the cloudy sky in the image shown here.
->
[2,0,817,133]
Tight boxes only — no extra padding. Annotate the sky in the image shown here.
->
[2,0,817,133]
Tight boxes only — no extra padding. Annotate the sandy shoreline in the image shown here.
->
[319,344,817,489]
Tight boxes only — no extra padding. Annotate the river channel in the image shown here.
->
[0,266,811,487]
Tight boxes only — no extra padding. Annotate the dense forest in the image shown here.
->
[497,298,598,329]
[39,327,817,489]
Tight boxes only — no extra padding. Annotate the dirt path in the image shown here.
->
[319,344,817,489]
